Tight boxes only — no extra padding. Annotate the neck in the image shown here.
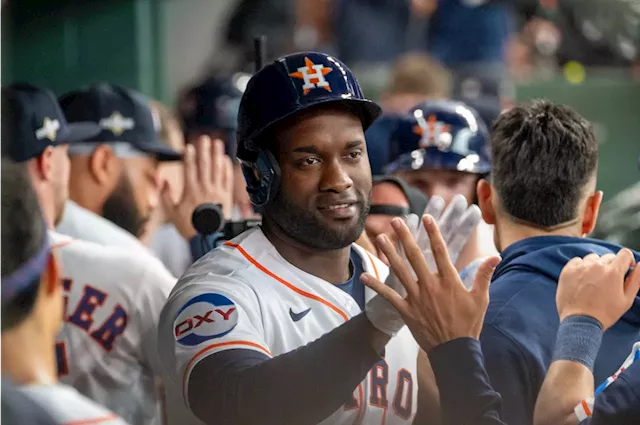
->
[496,217,584,252]
[1,317,58,386]
[261,220,352,283]
[31,181,56,230]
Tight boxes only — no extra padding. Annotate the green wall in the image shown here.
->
[517,77,640,201]
[2,0,167,101]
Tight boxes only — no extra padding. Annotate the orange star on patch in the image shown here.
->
[289,57,333,95]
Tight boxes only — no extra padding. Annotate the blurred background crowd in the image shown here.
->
[3,0,640,249]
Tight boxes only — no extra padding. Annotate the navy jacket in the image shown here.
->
[429,338,640,425]
[480,236,640,425]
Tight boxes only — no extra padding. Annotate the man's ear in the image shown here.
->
[582,190,603,236]
[477,179,496,225]
[32,146,56,182]
[89,144,118,186]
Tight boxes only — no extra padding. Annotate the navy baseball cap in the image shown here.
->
[59,83,182,161]
[2,83,100,162]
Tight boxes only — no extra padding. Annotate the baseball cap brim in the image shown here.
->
[135,141,183,161]
[59,121,101,144]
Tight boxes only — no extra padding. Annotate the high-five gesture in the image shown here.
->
[161,136,234,240]
[362,215,501,351]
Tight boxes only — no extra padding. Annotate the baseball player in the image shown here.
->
[0,157,128,425]
[382,100,498,273]
[157,51,481,425]
[2,83,176,425]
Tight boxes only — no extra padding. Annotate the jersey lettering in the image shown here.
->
[369,359,389,408]
[90,304,128,351]
[69,285,107,331]
[56,342,69,376]
[62,278,73,321]
[61,279,129,354]
[392,369,414,419]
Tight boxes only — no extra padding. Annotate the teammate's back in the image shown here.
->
[51,230,176,425]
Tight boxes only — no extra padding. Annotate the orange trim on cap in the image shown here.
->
[63,413,120,425]
[225,241,349,321]
[182,340,272,396]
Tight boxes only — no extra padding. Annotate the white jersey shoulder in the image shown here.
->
[56,200,148,254]
[158,227,419,425]
[18,383,130,425]
[50,231,176,425]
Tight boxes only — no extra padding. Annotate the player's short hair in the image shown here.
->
[490,99,599,227]
[1,158,48,331]
[385,53,451,98]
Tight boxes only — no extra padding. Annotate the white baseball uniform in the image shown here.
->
[56,200,149,255]
[50,231,176,425]
[158,227,420,425]
[18,383,129,425]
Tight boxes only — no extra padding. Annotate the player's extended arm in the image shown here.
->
[533,317,599,425]
[534,250,640,425]
[188,313,389,425]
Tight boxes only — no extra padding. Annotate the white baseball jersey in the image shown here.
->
[148,223,192,278]
[158,227,420,425]
[50,231,176,425]
[18,383,129,425]
[56,200,149,255]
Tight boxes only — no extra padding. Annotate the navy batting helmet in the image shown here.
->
[383,100,491,175]
[179,73,250,158]
[237,51,381,206]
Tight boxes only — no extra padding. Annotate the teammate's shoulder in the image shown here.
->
[18,383,129,425]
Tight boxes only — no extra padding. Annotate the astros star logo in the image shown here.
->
[99,111,135,136]
[289,57,333,95]
[413,115,452,150]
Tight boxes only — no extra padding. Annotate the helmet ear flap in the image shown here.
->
[241,147,281,207]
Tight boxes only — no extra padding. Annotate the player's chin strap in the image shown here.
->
[368,204,410,216]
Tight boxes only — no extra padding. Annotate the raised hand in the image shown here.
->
[161,136,234,240]
[362,215,500,351]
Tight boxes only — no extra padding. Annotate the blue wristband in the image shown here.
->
[552,315,603,371]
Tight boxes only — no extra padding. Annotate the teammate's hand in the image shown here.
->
[364,195,483,337]
[362,215,501,352]
[556,250,640,330]
[161,136,234,240]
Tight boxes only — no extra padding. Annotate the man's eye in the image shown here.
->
[346,151,363,160]
[298,157,320,166]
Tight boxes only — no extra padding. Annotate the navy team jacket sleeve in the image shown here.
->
[429,338,506,425]
[480,324,541,425]
[584,361,640,425]
[187,314,385,425]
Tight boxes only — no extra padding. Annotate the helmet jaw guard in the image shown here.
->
[237,52,381,206]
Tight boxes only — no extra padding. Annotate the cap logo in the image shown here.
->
[35,117,60,142]
[289,57,333,95]
[99,111,135,136]
[414,115,452,151]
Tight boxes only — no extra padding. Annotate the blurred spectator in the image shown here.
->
[381,52,452,113]
[366,52,452,174]
[178,74,257,219]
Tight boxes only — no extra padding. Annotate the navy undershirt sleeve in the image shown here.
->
[187,314,386,425]
[429,338,506,425]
